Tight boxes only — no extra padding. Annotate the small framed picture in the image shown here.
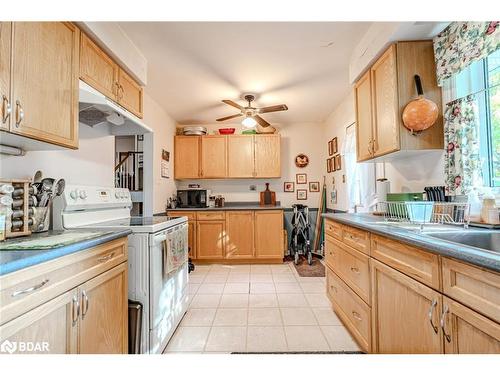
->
[327,159,332,173]
[328,140,334,156]
[283,182,295,192]
[332,137,338,154]
[329,157,335,173]
[296,173,307,184]
[309,181,320,192]
[334,154,342,171]
[297,189,307,200]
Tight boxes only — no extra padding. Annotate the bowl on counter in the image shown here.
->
[218,128,236,135]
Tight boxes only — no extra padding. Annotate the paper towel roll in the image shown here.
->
[376,178,390,204]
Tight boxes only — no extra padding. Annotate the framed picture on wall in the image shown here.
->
[283,182,295,192]
[309,181,320,192]
[327,159,332,173]
[329,157,335,173]
[297,189,307,200]
[296,173,307,184]
[328,140,334,156]
[334,154,342,171]
[332,137,338,154]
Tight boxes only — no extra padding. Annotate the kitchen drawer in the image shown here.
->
[342,225,370,255]
[324,234,337,271]
[166,211,197,221]
[371,234,440,290]
[325,219,342,241]
[326,267,371,352]
[0,237,127,325]
[331,238,370,304]
[442,257,500,323]
[197,211,225,221]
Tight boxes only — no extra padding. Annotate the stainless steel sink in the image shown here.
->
[425,231,500,253]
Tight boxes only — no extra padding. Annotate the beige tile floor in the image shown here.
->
[165,262,361,353]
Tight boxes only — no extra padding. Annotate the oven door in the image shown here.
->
[148,223,189,353]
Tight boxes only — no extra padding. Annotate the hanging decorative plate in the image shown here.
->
[295,153,309,168]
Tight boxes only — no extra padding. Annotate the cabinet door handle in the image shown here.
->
[1,95,10,124]
[15,100,24,127]
[428,299,439,334]
[11,279,49,297]
[440,305,451,342]
[329,284,337,293]
[352,311,362,321]
[72,295,80,325]
[350,266,360,274]
[81,290,89,319]
[97,251,115,263]
[118,84,124,100]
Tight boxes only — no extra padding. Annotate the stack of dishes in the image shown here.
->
[182,126,207,136]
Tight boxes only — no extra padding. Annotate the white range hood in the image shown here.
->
[79,80,152,135]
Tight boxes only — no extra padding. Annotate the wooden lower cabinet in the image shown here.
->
[0,289,78,354]
[78,263,128,354]
[371,259,444,353]
[442,296,500,353]
[254,210,284,259]
[225,211,254,259]
[197,220,225,260]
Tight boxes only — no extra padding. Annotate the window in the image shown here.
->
[447,49,500,187]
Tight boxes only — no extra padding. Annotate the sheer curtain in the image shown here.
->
[343,124,376,212]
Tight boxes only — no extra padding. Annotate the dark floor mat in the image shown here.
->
[284,255,325,277]
[232,351,364,354]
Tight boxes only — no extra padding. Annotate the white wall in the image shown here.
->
[142,92,177,215]
[0,124,115,186]
[176,122,325,208]
[322,92,357,211]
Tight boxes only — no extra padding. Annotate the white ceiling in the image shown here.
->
[118,22,372,125]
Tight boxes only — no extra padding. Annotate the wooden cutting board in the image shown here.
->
[260,183,276,206]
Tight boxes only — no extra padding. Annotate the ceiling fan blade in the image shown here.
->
[216,113,243,122]
[222,99,244,110]
[258,104,288,113]
[254,115,271,128]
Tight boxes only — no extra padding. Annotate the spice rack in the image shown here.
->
[0,179,33,239]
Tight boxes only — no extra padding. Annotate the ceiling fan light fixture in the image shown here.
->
[242,116,257,128]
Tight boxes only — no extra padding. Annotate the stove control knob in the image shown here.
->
[79,190,88,199]
[70,190,78,200]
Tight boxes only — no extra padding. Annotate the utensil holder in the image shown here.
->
[32,206,50,233]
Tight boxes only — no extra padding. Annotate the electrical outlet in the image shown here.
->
[249,185,256,191]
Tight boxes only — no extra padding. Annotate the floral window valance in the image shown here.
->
[433,21,500,86]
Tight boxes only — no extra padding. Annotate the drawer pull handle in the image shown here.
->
[428,299,439,334]
[82,290,89,319]
[350,267,360,274]
[330,285,337,293]
[440,305,451,342]
[97,252,115,263]
[11,279,49,297]
[352,311,362,321]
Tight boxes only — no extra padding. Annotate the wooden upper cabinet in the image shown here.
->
[354,71,373,162]
[79,264,128,354]
[442,296,500,354]
[254,210,283,259]
[225,211,254,259]
[200,135,227,178]
[354,41,443,162]
[370,45,400,157]
[196,220,225,260]
[371,259,443,354]
[254,134,281,178]
[0,288,78,354]
[10,22,79,149]
[174,136,200,179]
[227,135,255,177]
[117,68,143,118]
[0,22,11,132]
[80,32,118,100]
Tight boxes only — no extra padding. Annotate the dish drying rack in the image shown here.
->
[377,201,471,231]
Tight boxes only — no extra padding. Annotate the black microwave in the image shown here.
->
[177,189,211,208]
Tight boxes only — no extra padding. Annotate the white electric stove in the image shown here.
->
[52,185,189,354]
